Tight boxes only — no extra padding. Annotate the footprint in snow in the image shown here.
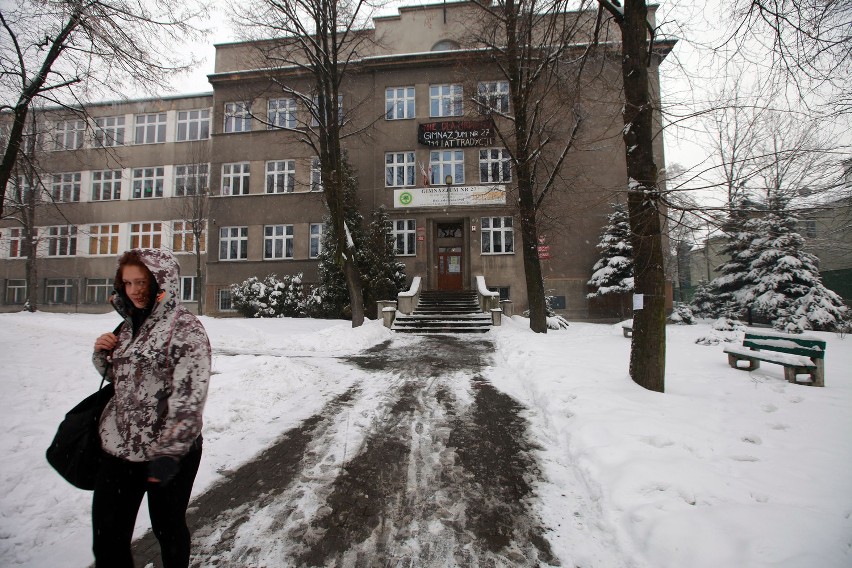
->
[788,395,804,403]
[730,454,760,462]
[761,403,779,413]
[741,435,762,445]
[768,422,791,431]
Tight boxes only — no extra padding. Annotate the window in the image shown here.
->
[479,148,512,183]
[430,150,464,185]
[177,109,210,141]
[129,222,162,249]
[310,223,324,259]
[804,219,817,238]
[217,288,235,311]
[385,152,416,187]
[222,162,250,196]
[46,226,77,257]
[268,98,297,129]
[488,286,511,301]
[85,278,112,304]
[134,113,167,144]
[481,216,514,254]
[51,172,82,202]
[224,102,251,133]
[180,276,198,302]
[219,226,248,260]
[310,157,323,192]
[392,219,416,256]
[5,280,26,304]
[91,170,122,201]
[172,221,205,253]
[309,95,344,127]
[54,119,85,150]
[88,224,120,256]
[94,116,125,147]
[266,160,296,193]
[45,278,75,304]
[264,225,294,259]
[174,164,209,196]
[429,84,463,117]
[10,176,32,205]
[8,227,27,258]
[477,81,510,114]
[385,87,415,120]
[132,167,164,199]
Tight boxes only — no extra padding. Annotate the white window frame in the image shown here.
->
[174,164,209,196]
[91,170,122,201]
[266,160,296,194]
[479,148,512,183]
[129,222,163,249]
[221,162,250,196]
[309,95,344,127]
[429,84,463,117]
[88,224,120,256]
[224,102,251,133]
[132,167,165,199]
[477,81,510,114]
[385,151,416,187]
[263,224,294,260]
[134,113,167,144]
[430,150,465,185]
[51,172,82,202]
[385,87,415,120]
[268,98,297,129]
[45,278,75,304]
[219,226,248,261]
[46,225,77,257]
[54,119,85,151]
[8,227,26,258]
[309,223,324,259]
[172,220,205,254]
[94,116,126,147]
[11,175,32,205]
[392,219,416,256]
[481,216,515,255]
[5,279,27,304]
[217,288,235,311]
[176,109,210,141]
[85,278,112,304]
[180,276,198,302]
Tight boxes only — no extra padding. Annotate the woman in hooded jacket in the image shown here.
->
[92,249,211,568]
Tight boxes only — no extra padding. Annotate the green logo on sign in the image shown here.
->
[399,191,413,205]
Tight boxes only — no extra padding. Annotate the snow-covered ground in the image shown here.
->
[1,311,850,567]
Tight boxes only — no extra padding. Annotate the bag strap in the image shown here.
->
[98,322,125,389]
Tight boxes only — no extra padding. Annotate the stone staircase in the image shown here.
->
[392,290,492,334]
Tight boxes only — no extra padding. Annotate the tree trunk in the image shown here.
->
[518,182,548,333]
[618,0,666,392]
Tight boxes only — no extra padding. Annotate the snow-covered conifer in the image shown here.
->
[587,203,634,298]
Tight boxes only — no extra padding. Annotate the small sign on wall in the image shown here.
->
[633,293,644,310]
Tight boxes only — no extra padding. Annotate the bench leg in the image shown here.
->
[812,359,825,387]
[728,354,759,371]
[623,328,632,338]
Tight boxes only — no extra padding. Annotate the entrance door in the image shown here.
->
[438,246,463,290]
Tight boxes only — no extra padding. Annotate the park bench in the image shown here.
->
[723,330,826,387]
[621,319,633,338]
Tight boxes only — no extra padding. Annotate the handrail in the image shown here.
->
[475,275,500,313]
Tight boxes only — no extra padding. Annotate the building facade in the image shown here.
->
[0,2,672,318]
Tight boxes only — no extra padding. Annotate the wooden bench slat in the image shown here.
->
[723,345,816,367]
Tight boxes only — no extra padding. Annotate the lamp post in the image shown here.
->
[445,173,453,206]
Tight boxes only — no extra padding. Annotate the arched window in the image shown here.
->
[431,39,460,51]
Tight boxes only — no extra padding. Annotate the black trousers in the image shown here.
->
[92,438,202,568]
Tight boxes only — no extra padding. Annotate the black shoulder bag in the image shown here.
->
[46,323,123,490]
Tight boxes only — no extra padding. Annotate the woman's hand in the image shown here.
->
[94,332,118,353]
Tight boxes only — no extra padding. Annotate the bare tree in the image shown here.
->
[0,0,208,217]
[236,0,378,327]
[172,141,212,315]
[596,0,667,392]
[726,1,852,116]
[468,0,591,333]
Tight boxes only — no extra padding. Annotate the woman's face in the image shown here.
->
[122,264,151,309]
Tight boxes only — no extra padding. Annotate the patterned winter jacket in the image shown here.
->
[93,249,211,462]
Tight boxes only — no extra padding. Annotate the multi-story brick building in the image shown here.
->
[0,1,673,318]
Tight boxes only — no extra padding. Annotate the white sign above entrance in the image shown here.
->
[394,186,506,208]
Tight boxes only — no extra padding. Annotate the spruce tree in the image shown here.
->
[741,198,847,332]
[361,206,406,319]
[587,203,634,298]
[709,198,757,319]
